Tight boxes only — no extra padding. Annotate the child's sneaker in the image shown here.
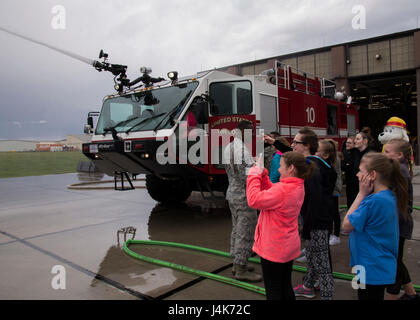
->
[293,284,315,298]
[329,235,341,246]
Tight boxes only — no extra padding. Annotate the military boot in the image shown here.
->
[233,264,262,282]
[232,264,255,275]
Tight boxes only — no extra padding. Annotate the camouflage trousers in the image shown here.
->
[228,200,258,266]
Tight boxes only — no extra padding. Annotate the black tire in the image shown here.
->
[145,175,192,203]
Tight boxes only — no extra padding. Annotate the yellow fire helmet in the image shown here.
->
[385,117,407,130]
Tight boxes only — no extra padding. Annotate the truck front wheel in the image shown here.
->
[145,175,192,203]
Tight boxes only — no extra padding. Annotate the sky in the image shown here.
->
[0,0,419,141]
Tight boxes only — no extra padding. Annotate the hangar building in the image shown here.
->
[219,28,420,161]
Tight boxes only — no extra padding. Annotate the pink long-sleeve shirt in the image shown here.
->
[247,167,305,263]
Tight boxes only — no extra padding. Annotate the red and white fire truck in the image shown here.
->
[82,61,358,203]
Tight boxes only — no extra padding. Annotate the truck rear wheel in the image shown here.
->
[145,175,192,203]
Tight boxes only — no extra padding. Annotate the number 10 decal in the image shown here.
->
[306,107,315,123]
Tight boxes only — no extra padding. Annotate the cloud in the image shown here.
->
[10,120,48,127]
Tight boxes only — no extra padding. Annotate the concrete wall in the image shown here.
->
[223,29,418,80]
[315,51,332,79]
[391,36,415,71]
[331,45,349,93]
[241,62,269,76]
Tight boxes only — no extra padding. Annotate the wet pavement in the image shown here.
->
[0,172,419,300]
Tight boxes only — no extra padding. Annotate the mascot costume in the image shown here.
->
[378,117,409,151]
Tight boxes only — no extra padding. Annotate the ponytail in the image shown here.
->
[282,151,315,180]
[390,158,409,220]
[319,139,337,167]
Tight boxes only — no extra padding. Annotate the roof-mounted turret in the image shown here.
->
[92,50,165,93]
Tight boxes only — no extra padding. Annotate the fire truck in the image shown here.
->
[82,56,359,203]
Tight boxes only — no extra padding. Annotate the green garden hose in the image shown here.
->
[123,239,266,296]
[124,239,420,296]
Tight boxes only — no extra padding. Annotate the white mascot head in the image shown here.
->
[378,117,409,145]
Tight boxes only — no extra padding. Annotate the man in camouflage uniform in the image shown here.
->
[223,120,261,282]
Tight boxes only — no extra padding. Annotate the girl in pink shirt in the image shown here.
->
[247,151,314,300]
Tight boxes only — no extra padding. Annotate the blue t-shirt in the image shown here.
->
[348,189,399,285]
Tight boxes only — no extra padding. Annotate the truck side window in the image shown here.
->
[209,81,252,115]
[327,104,337,135]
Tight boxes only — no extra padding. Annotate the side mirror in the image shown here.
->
[87,116,94,128]
[84,116,94,134]
[84,124,92,134]
[192,101,209,125]
[85,111,100,134]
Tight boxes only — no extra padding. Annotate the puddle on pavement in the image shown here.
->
[77,172,106,182]
[128,268,177,294]
[90,193,232,297]
[147,197,231,247]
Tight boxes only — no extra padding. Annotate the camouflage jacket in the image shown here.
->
[223,138,254,203]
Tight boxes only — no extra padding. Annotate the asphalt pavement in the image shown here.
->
[0,172,419,300]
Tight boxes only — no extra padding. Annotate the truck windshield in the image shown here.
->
[95,81,198,134]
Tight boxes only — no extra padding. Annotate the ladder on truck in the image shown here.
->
[274,61,336,98]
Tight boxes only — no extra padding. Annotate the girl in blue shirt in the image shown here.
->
[342,152,407,300]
